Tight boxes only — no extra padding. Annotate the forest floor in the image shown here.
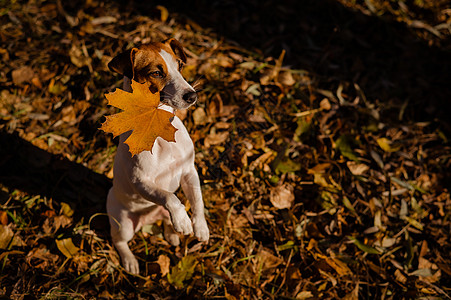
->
[0,0,450,299]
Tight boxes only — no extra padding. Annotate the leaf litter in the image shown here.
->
[0,0,450,299]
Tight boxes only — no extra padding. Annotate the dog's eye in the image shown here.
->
[149,71,164,78]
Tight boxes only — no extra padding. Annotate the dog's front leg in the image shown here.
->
[181,167,209,242]
[132,179,193,235]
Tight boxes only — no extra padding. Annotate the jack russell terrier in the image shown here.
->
[106,38,209,274]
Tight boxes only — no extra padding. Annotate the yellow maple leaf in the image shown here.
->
[101,80,177,156]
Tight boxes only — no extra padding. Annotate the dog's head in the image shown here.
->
[108,38,197,110]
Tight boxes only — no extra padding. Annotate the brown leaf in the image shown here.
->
[69,44,92,69]
[204,131,229,148]
[258,248,283,270]
[26,246,59,270]
[0,211,7,225]
[346,161,369,176]
[0,225,24,249]
[277,70,296,86]
[0,225,14,249]
[157,254,171,277]
[270,184,295,209]
[193,107,208,125]
[12,66,35,85]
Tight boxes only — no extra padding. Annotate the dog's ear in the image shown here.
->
[164,38,187,63]
[108,48,138,79]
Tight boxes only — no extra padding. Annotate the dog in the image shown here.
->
[106,38,209,274]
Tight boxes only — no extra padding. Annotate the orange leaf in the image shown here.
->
[101,80,177,156]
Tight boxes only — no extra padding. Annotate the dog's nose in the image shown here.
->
[183,91,197,104]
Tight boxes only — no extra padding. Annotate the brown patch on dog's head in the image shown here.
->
[108,39,187,93]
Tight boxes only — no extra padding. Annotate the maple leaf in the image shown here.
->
[101,80,177,156]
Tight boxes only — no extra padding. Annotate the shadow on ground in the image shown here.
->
[0,131,111,229]
[146,0,451,130]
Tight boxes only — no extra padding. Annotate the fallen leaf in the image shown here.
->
[270,184,295,209]
[157,254,171,277]
[56,238,79,258]
[90,16,117,25]
[348,236,381,254]
[377,138,401,152]
[296,291,313,300]
[394,269,407,284]
[343,282,359,300]
[69,44,92,69]
[48,79,67,95]
[325,257,352,276]
[156,5,169,22]
[0,225,14,249]
[277,70,296,86]
[12,66,35,85]
[415,257,441,283]
[204,130,229,147]
[336,135,359,161]
[0,211,7,225]
[0,225,24,249]
[53,215,71,231]
[31,77,42,88]
[346,161,369,176]
[26,246,59,270]
[60,202,74,217]
[193,107,208,125]
[320,98,332,110]
[101,80,177,156]
[167,255,198,288]
[258,248,283,272]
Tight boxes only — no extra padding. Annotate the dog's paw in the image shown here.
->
[122,254,139,274]
[171,208,193,235]
[193,217,209,242]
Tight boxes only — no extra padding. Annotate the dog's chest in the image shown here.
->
[130,116,194,187]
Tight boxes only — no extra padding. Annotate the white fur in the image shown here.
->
[107,59,209,274]
[159,49,196,110]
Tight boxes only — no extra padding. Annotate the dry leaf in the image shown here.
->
[193,107,208,125]
[394,269,407,284]
[156,5,169,22]
[60,202,74,217]
[204,131,229,147]
[0,225,24,249]
[0,225,14,249]
[56,238,79,258]
[0,211,7,225]
[167,255,198,288]
[258,248,283,270]
[157,254,171,277]
[270,184,295,209]
[320,98,332,110]
[69,44,92,69]
[377,138,400,152]
[12,66,35,85]
[101,80,177,156]
[346,161,369,176]
[296,291,314,300]
[325,257,352,276]
[277,70,296,86]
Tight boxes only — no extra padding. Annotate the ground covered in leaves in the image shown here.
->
[1,0,450,299]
